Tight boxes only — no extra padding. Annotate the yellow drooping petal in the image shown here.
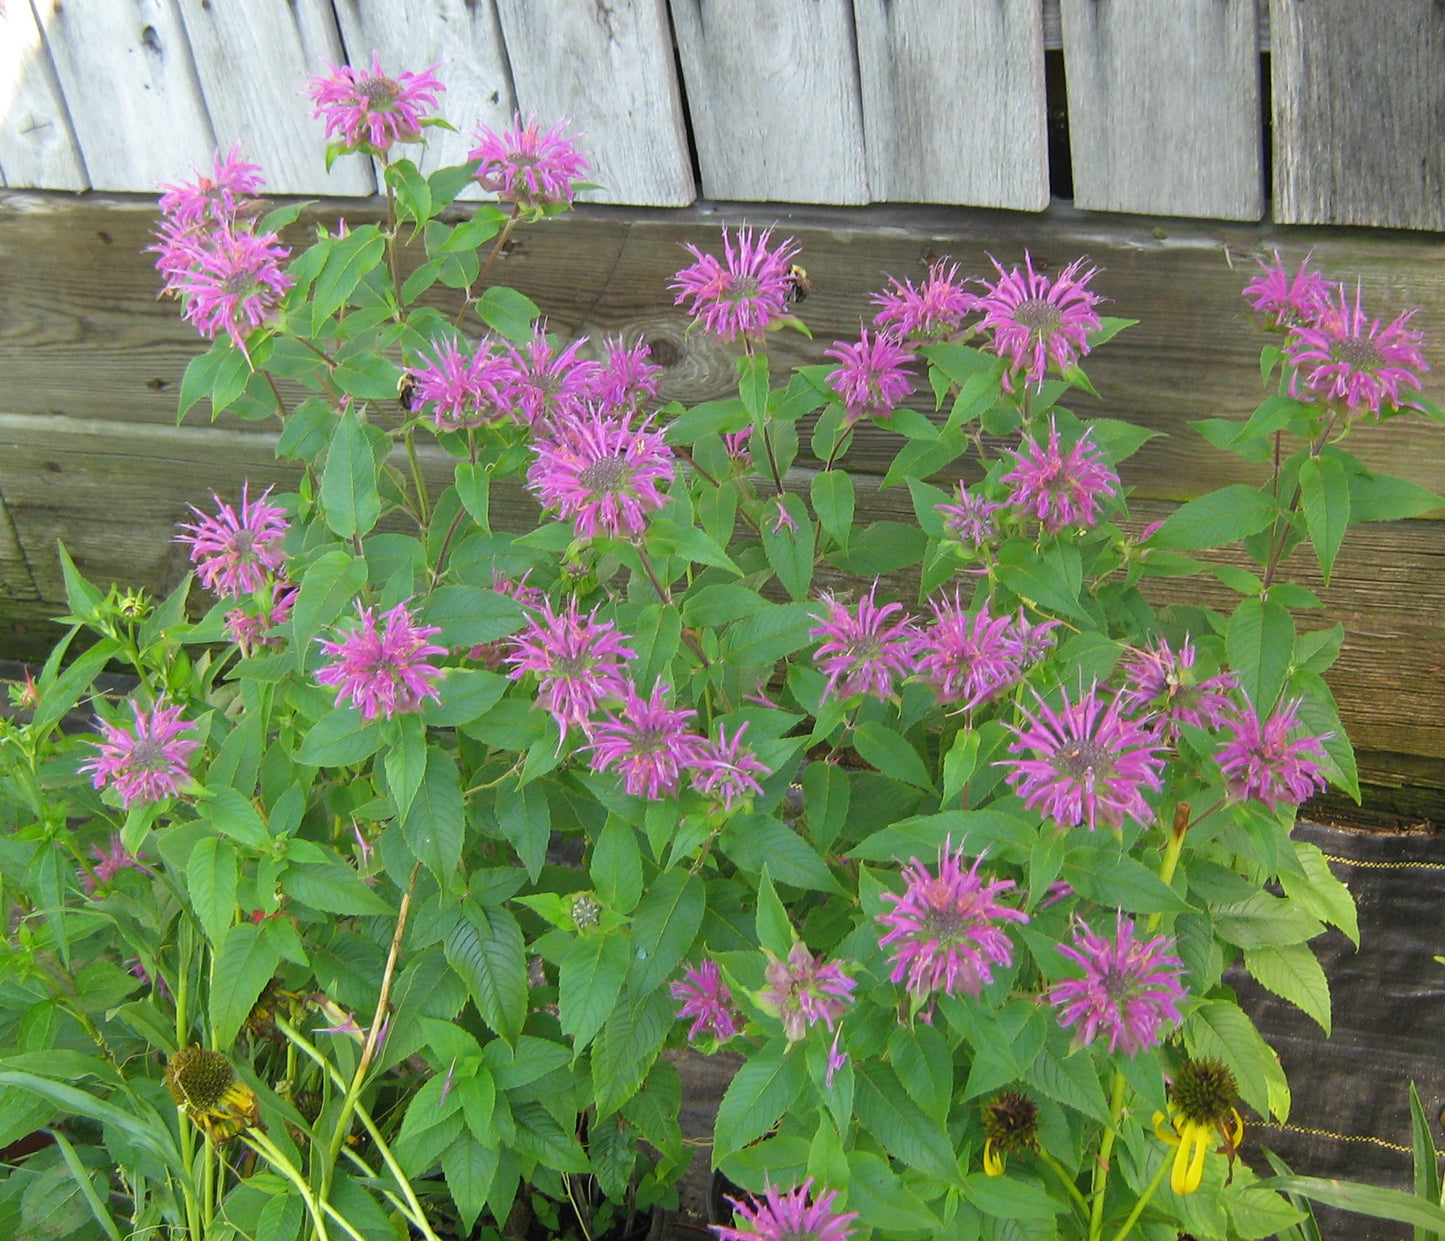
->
[983,1138,1006,1177]
[1170,1121,1211,1195]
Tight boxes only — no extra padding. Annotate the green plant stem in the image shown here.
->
[1037,1147,1090,1215]
[1089,1071,1129,1241]
[1106,1152,1172,1241]
[202,1134,216,1233]
[242,1128,358,1241]
[405,429,431,527]
[1146,801,1190,935]
[381,164,404,315]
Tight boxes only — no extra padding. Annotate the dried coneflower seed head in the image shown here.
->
[981,1091,1040,1154]
[1171,1057,1239,1129]
[166,1047,236,1112]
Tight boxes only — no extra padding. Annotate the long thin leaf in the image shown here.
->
[1265,1175,1445,1232]
[1262,1149,1323,1241]
[0,1071,181,1170]
[50,1129,123,1241]
[1411,1081,1443,1241]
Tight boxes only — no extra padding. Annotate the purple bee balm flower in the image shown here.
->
[768,496,799,534]
[1004,609,1061,667]
[527,407,673,541]
[593,335,663,414]
[587,681,708,799]
[158,143,265,230]
[1117,636,1237,737]
[1049,913,1188,1056]
[1242,251,1333,330]
[1286,283,1428,421]
[1002,684,1167,832]
[671,226,802,343]
[758,942,856,1041]
[408,336,518,431]
[723,426,753,465]
[690,722,771,811]
[307,51,444,153]
[670,960,740,1042]
[166,227,294,353]
[225,580,299,657]
[470,114,590,207]
[80,832,156,894]
[1001,420,1120,533]
[914,595,1022,710]
[876,839,1029,1002]
[490,569,547,612]
[809,585,918,704]
[871,258,979,343]
[177,484,289,599]
[507,329,602,427]
[936,481,1001,549]
[504,598,634,737]
[1217,697,1330,811]
[824,1028,848,1089]
[714,1178,858,1241]
[978,253,1103,392]
[81,699,200,809]
[316,601,447,722]
[824,329,917,426]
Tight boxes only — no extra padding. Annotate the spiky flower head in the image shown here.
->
[981,1091,1040,1176]
[165,1047,260,1142]
[809,585,918,704]
[1117,636,1237,737]
[408,336,519,431]
[671,960,740,1043]
[471,114,590,207]
[81,699,200,809]
[507,329,602,427]
[1242,251,1333,330]
[308,51,444,153]
[876,839,1029,1002]
[79,832,155,895]
[177,484,289,599]
[225,580,298,658]
[1154,1059,1244,1196]
[1216,697,1330,811]
[593,335,663,414]
[158,143,265,231]
[757,943,856,1042]
[690,722,771,812]
[505,598,634,738]
[935,481,1001,550]
[978,253,1103,391]
[913,595,1021,710]
[824,329,917,426]
[586,681,708,799]
[1002,685,1167,832]
[163,227,294,352]
[713,1178,858,1241]
[1048,914,1188,1056]
[1001,420,1120,533]
[1287,282,1428,420]
[316,601,447,722]
[1172,1057,1239,1129]
[527,407,674,541]
[671,226,802,343]
[872,259,979,343]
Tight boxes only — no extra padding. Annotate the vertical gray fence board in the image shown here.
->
[0,3,88,189]
[669,0,867,204]
[331,0,515,200]
[1060,0,1262,220]
[34,0,217,191]
[854,0,1047,210]
[177,0,373,197]
[494,0,693,207]
[1271,0,1445,231]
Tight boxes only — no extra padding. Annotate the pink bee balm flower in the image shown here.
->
[1242,251,1333,330]
[158,143,265,231]
[1002,685,1167,831]
[824,1028,848,1089]
[408,337,519,431]
[225,580,299,657]
[177,484,289,599]
[587,681,708,799]
[824,329,917,426]
[507,329,602,427]
[758,943,856,1042]
[1217,697,1330,811]
[316,602,447,722]
[809,585,918,703]
[768,496,799,534]
[504,599,634,737]
[876,840,1029,1002]
[913,596,1021,710]
[1001,421,1119,532]
[1117,636,1236,737]
[490,569,547,612]
[307,51,443,153]
[690,722,770,811]
[470,114,590,207]
[80,832,156,894]
[81,699,200,809]
[527,408,673,541]
[1048,914,1188,1056]
[872,259,979,343]
[935,481,1000,549]
[670,960,740,1042]
[671,226,802,343]
[1286,283,1428,421]
[592,335,663,414]
[1004,609,1061,667]
[714,1179,858,1241]
[166,228,294,352]
[978,253,1103,391]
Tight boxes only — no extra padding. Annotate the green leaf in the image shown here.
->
[334,351,403,401]
[291,548,367,655]
[996,540,1088,622]
[760,496,815,600]
[1150,485,1278,550]
[721,815,840,893]
[0,1071,179,1169]
[1186,1000,1286,1119]
[445,902,528,1045]
[1028,1045,1111,1125]
[826,521,928,576]
[1264,1177,1445,1233]
[1245,943,1331,1034]
[713,1039,806,1160]
[961,1173,1064,1219]
[385,714,428,826]
[312,225,386,325]
[442,1135,499,1234]
[322,411,382,540]
[386,158,432,225]
[650,518,743,576]
[850,809,1035,865]
[283,862,395,917]
[1227,596,1295,713]
[665,397,750,445]
[852,723,934,791]
[476,287,540,344]
[754,867,793,958]
[210,923,283,1047]
[294,708,383,767]
[724,602,818,666]
[187,835,237,946]
[1062,847,1189,914]
[454,462,492,532]
[800,761,849,853]
[1298,456,1350,585]
[196,786,272,850]
[854,1061,960,1183]
[1410,1082,1442,1241]
[1223,1183,1308,1240]
[495,778,549,882]
[559,933,630,1052]
[627,869,705,998]
[810,470,855,547]
[1213,891,1324,948]
[1348,471,1444,521]
[591,986,672,1117]
[591,818,642,915]
[421,585,524,647]
[1280,843,1358,947]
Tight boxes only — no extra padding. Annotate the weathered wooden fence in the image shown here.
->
[3,1,1444,229]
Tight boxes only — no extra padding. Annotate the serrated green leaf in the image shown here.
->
[755,867,793,958]
[187,835,237,946]
[210,923,283,1047]
[312,226,386,325]
[445,902,528,1045]
[196,786,272,850]
[713,1039,806,1160]
[1245,942,1331,1034]
[282,862,394,917]
[810,470,854,547]
[292,548,367,655]
[852,723,933,791]
[1151,485,1278,550]
[1280,844,1358,947]
[760,496,814,600]
[1213,891,1324,948]
[1185,1000,1286,1119]
[1062,847,1190,914]
[475,287,539,343]
[559,933,630,1053]
[294,708,382,767]
[321,411,381,540]
[1227,596,1294,713]
[591,986,672,1117]
[854,1061,960,1182]
[628,869,704,997]
[1298,456,1350,585]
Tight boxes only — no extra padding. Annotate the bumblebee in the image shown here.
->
[785,264,813,306]
[397,372,419,413]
